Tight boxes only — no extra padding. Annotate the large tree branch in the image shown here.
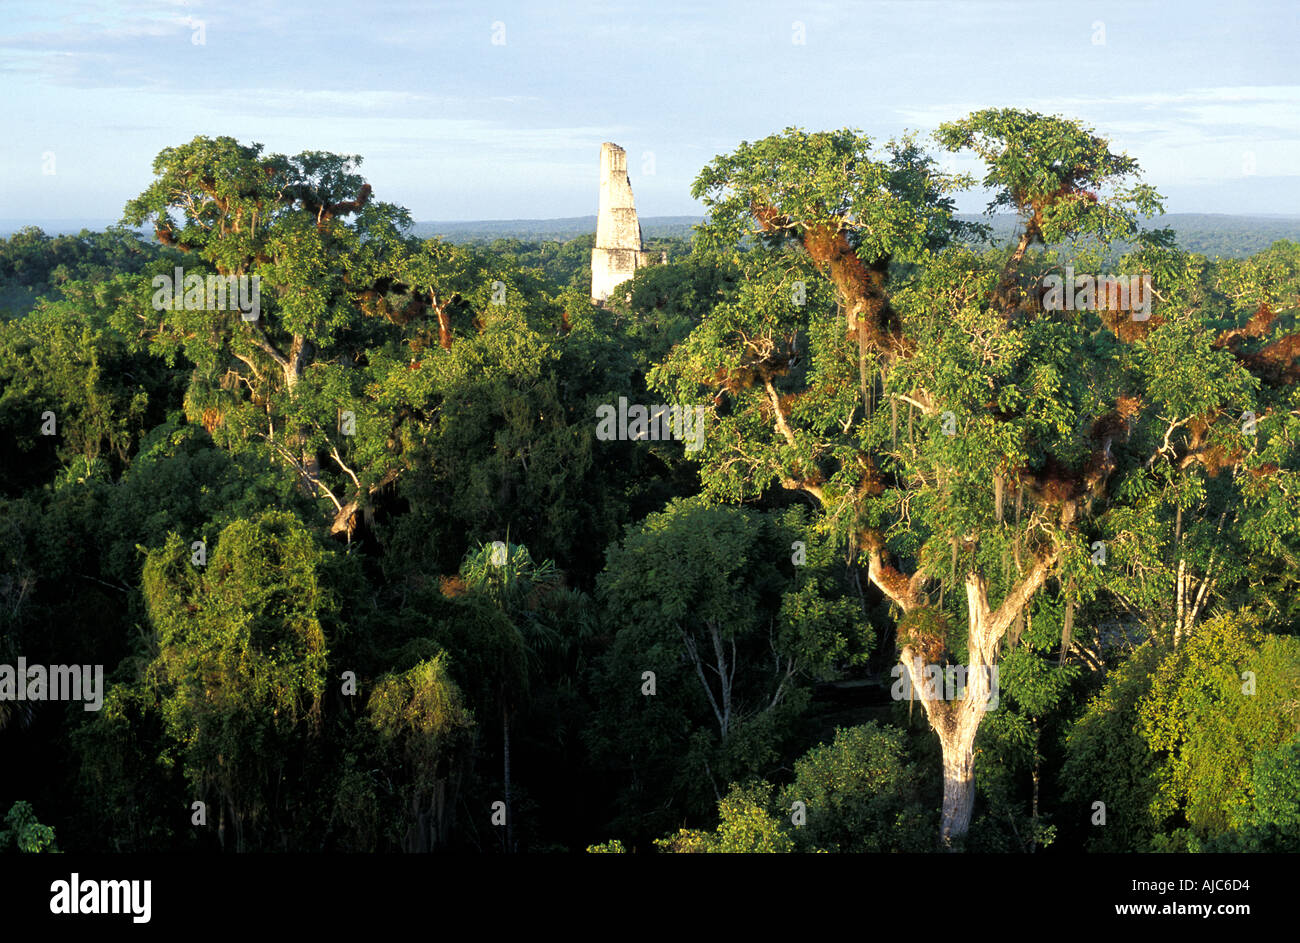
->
[991,218,1043,313]
[897,650,956,735]
[767,656,798,711]
[983,549,1058,658]
[329,444,362,491]
[864,535,925,612]
[764,377,827,503]
[262,434,342,511]
[243,320,290,372]
[328,466,402,536]
[231,350,265,384]
[890,392,935,415]
[764,377,798,449]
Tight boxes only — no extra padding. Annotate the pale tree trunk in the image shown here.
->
[245,325,330,503]
[1059,587,1076,665]
[938,707,979,842]
[430,778,445,851]
[895,557,1056,848]
[709,621,734,740]
[285,335,312,391]
[1175,557,1186,647]
[286,335,319,495]
[1175,554,1217,649]
[680,621,734,741]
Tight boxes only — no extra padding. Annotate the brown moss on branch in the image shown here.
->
[1015,395,1142,522]
[897,606,950,665]
[1214,302,1300,385]
[748,200,911,361]
[709,334,795,404]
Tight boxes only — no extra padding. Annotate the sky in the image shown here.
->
[1,0,1297,223]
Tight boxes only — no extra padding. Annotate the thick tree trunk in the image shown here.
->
[938,717,978,843]
[904,644,986,846]
[285,335,312,390]
[896,559,1056,848]
[992,223,1039,312]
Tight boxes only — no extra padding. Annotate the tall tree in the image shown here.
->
[650,114,1291,845]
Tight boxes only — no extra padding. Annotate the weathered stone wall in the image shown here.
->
[591,142,653,302]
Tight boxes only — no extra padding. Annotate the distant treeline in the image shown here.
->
[413,214,1300,260]
[409,216,702,243]
[6,213,1298,260]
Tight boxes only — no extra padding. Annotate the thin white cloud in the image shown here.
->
[894,87,1300,182]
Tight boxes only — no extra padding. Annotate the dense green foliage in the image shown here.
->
[1063,611,1300,851]
[2,116,1298,854]
[0,800,58,853]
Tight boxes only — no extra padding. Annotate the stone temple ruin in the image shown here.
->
[590,142,654,303]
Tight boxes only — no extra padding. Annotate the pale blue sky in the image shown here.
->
[2,0,1297,222]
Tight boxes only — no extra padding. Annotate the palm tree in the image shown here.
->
[457,540,591,851]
